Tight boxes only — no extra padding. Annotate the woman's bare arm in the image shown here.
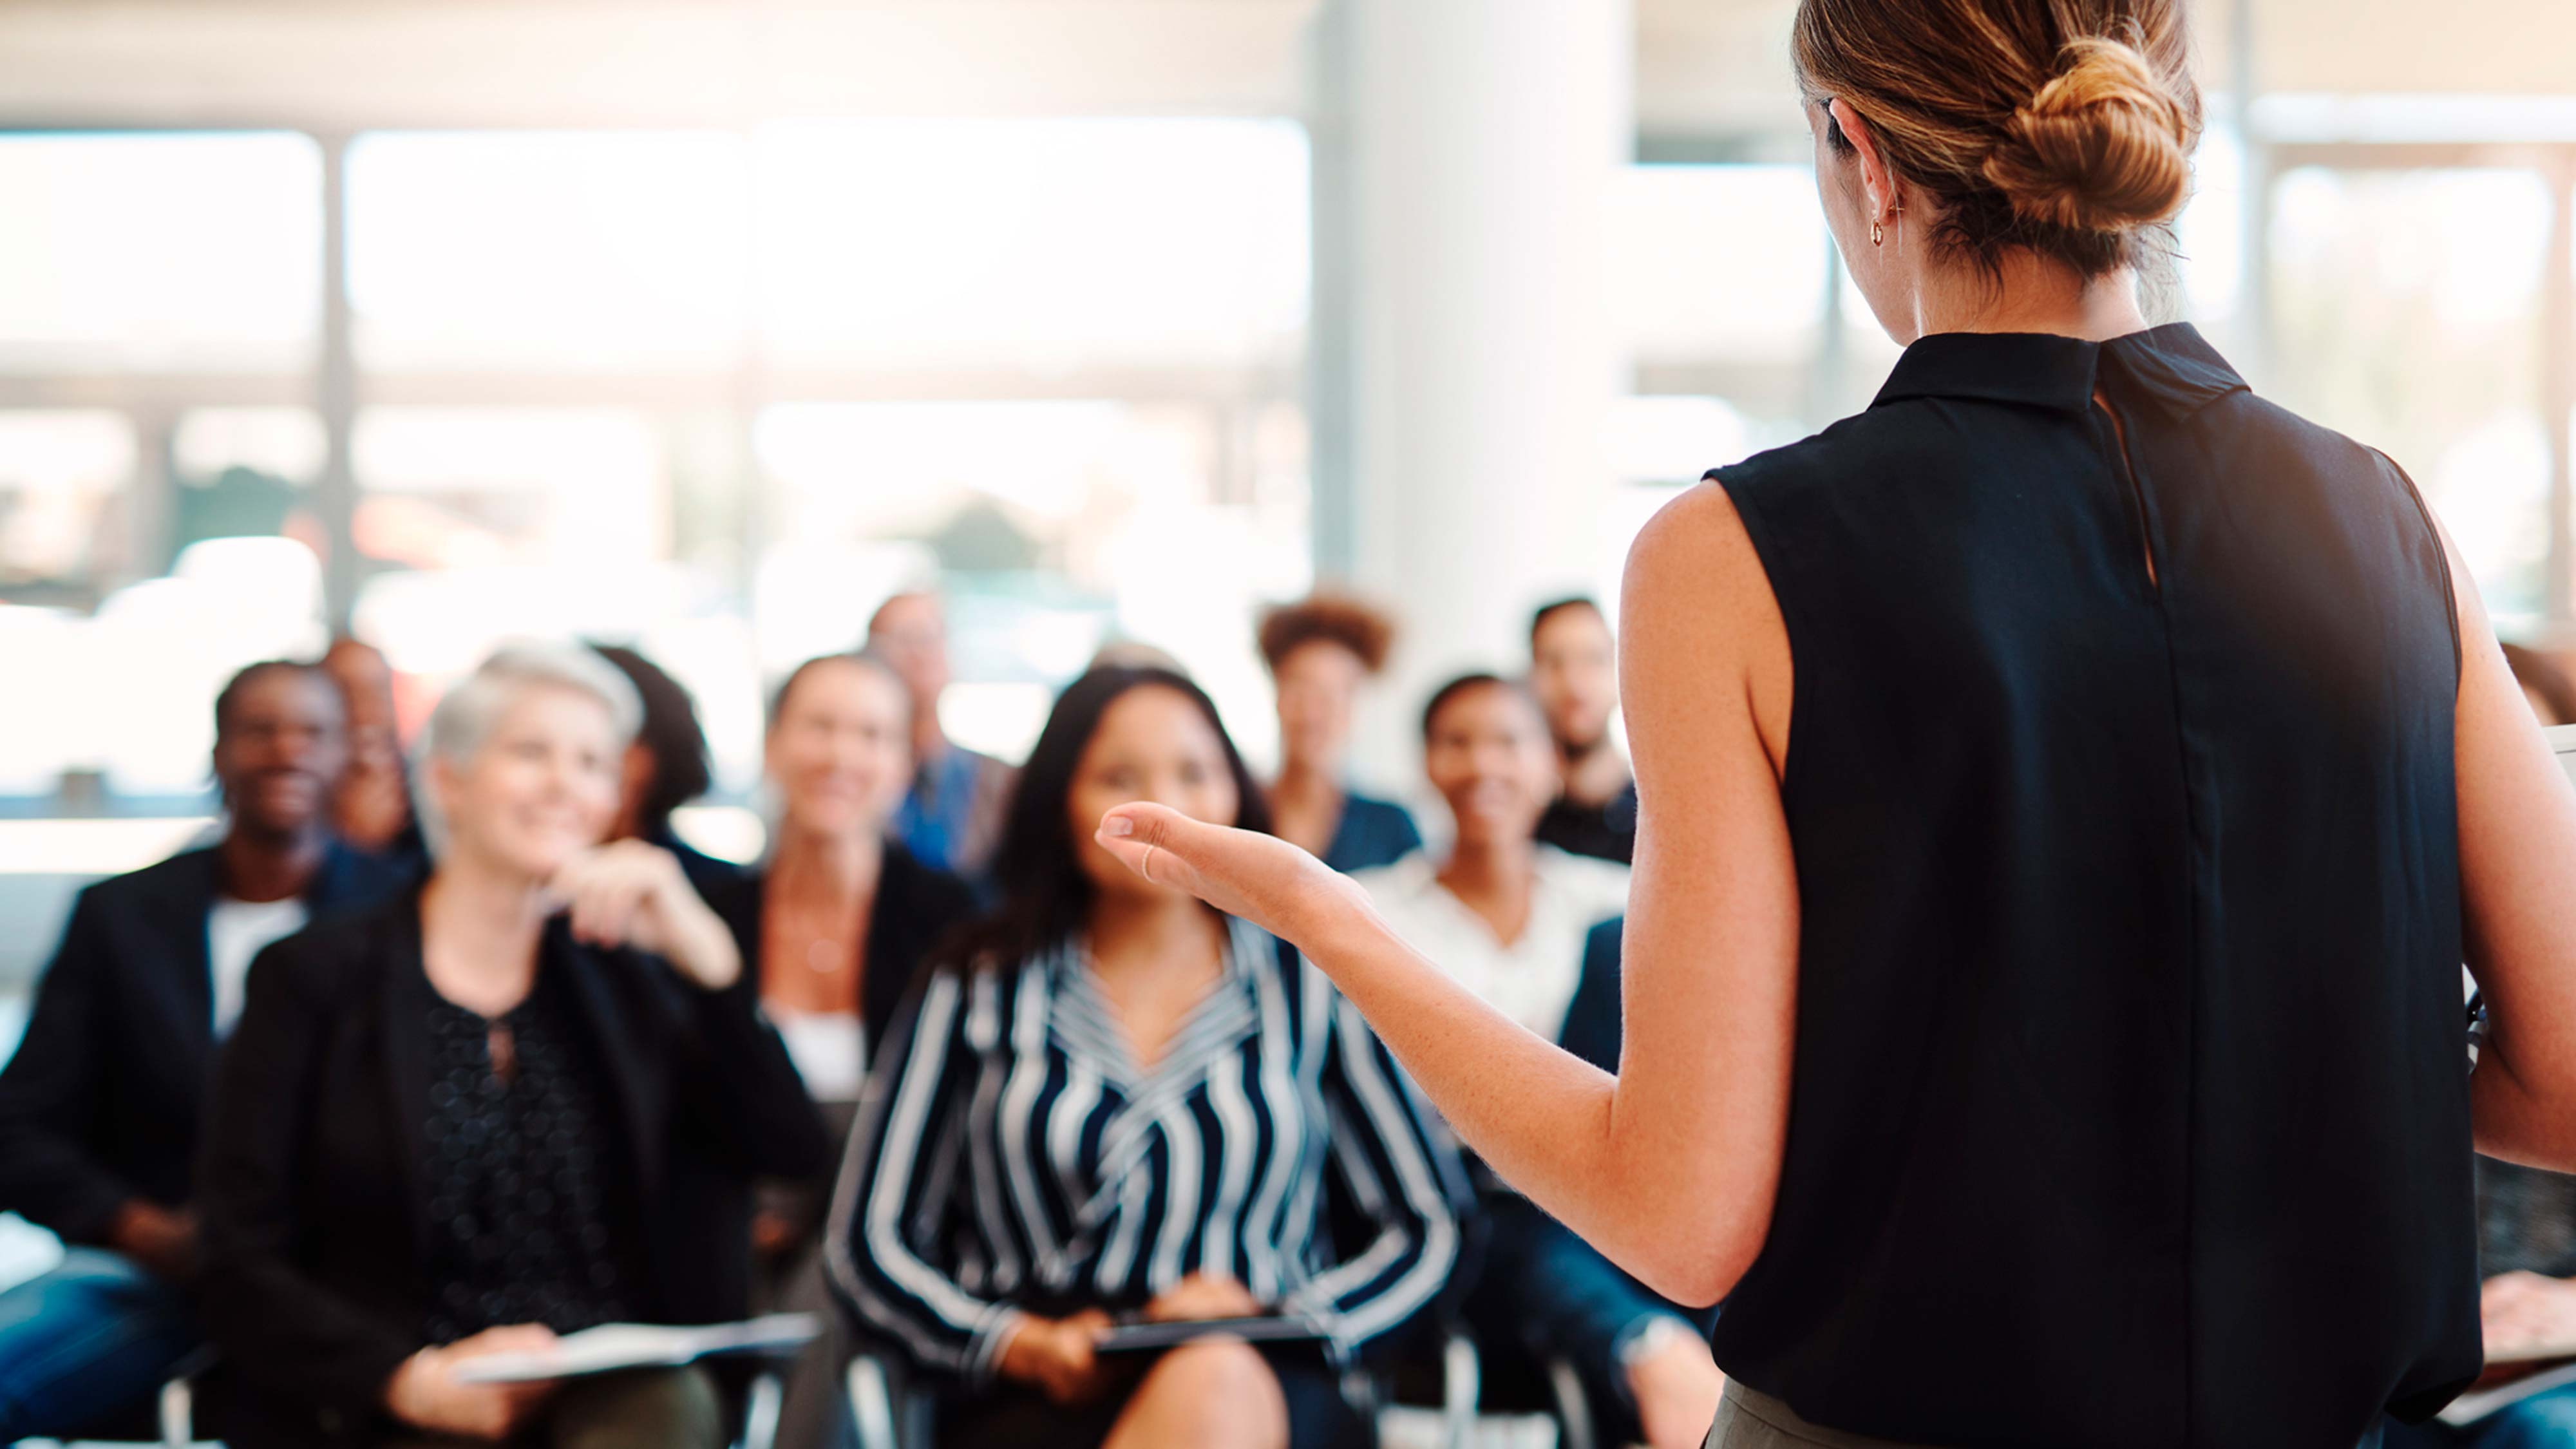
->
[1097,482,1799,1305]
[2449,531,2576,1168]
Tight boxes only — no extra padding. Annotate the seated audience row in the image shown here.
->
[0,591,1696,1449]
[1255,591,1643,875]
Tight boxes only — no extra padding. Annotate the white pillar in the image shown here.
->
[1324,0,1633,784]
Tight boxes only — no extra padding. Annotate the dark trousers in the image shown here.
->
[1463,1193,1716,1444]
[0,1247,200,1440]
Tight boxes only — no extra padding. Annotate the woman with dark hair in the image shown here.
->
[590,643,739,897]
[1356,674,1716,1449]
[826,666,1464,1449]
[1086,0,2576,1444]
[696,652,977,1449]
[1256,595,1423,873]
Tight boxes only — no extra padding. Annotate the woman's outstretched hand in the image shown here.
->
[1094,803,1372,951]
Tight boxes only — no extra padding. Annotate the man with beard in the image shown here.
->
[866,590,1018,886]
[0,660,408,1439]
[1528,597,1639,864]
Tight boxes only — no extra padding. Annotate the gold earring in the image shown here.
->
[1871,218,1884,247]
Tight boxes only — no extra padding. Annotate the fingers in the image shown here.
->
[455,1322,558,1354]
[1095,804,1199,891]
[552,853,654,949]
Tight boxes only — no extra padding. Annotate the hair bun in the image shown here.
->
[1982,36,2193,234]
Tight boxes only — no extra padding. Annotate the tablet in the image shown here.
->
[1093,1316,1327,1355]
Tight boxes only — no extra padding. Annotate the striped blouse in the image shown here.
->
[824,916,1465,1384]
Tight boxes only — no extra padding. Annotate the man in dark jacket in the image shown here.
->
[0,659,408,1439]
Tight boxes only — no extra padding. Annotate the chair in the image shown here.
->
[1377,1328,1602,1449]
[838,1327,1510,1449]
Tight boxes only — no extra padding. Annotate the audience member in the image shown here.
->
[1257,594,1423,873]
[591,643,742,898]
[1354,674,1718,1448]
[827,665,1464,1449]
[0,660,407,1441]
[1527,598,1637,864]
[698,651,976,1449]
[866,591,1017,883]
[322,636,426,869]
[194,643,829,1449]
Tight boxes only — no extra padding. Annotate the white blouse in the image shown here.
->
[1352,846,1631,1046]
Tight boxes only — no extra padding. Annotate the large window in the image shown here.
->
[348,133,752,371]
[2269,166,2561,624]
[0,118,1314,852]
[0,132,321,375]
[756,120,1310,370]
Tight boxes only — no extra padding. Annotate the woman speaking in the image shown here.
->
[1094,1,2576,1445]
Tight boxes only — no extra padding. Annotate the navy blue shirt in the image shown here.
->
[1320,791,1423,874]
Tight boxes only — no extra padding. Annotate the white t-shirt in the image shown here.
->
[1352,846,1631,1045]
[207,895,309,1038]
[772,1009,867,1105]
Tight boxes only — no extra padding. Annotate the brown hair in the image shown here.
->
[1258,593,1397,674]
[1795,0,2201,276]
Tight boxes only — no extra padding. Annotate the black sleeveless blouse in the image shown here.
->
[1707,325,2479,1449]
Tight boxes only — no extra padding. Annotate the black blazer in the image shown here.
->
[644,820,748,904]
[1558,917,1625,1075]
[0,842,410,1242]
[698,839,976,1063]
[194,891,831,1445]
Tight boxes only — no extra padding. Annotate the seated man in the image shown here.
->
[1528,598,1638,865]
[1356,673,1720,1449]
[0,659,409,1439]
[866,590,1018,885]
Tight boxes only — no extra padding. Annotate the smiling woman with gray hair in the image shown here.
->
[196,641,831,1449]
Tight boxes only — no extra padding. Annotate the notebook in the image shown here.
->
[450,1313,821,1384]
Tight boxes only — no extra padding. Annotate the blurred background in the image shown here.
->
[1,0,2574,992]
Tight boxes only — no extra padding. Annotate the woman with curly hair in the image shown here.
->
[1255,594,1423,874]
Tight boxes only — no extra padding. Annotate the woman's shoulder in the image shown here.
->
[1704,406,1949,515]
[1340,791,1416,828]
[897,941,1055,1048]
[247,893,412,1008]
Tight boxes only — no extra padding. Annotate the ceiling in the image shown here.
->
[0,0,2566,137]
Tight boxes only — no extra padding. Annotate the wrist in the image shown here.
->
[106,1198,173,1255]
[383,1347,438,1421]
[1300,887,1392,969]
[658,909,740,990]
[994,1315,1045,1378]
